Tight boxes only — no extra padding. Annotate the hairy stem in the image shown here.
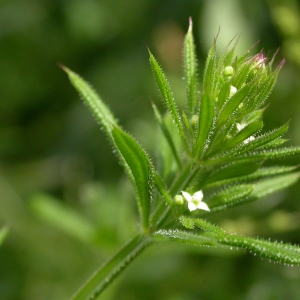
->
[70,233,152,300]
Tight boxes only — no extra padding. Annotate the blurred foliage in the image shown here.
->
[0,0,300,299]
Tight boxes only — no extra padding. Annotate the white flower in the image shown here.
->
[181,191,210,212]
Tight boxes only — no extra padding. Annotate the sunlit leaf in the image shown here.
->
[203,44,217,96]
[232,122,290,155]
[61,66,117,141]
[184,18,199,114]
[185,218,300,265]
[112,127,153,231]
[248,172,300,201]
[206,165,297,188]
[206,184,254,212]
[149,51,190,154]
[194,93,215,158]
[224,120,263,150]
[152,103,182,168]
[154,229,216,246]
[204,159,262,187]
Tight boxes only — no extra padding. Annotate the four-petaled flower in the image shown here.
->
[181,191,210,212]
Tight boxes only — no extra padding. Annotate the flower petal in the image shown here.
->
[193,191,203,201]
[182,191,192,202]
[188,202,198,211]
[197,201,210,212]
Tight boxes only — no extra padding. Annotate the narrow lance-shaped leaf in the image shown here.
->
[112,127,152,231]
[197,173,299,217]
[248,172,300,201]
[246,70,278,111]
[205,164,296,188]
[183,218,300,265]
[204,145,300,167]
[149,51,190,154]
[224,120,263,150]
[231,122,290,156]
[152,171,173,206]
[231,60,253,89]
[217,81,255,127]
[152,102,182,168]
[206,184,254,212]
[61,66,117,140]
[182,110,194,140]
[195,93,214,159]
[184,18,199,114]
[71,234,152,300]
[204,159,262,187]
[154,229,216,247]
[203,43,217,96]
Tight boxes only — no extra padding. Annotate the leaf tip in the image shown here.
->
[188,17,193,31]
[57,62,69,72]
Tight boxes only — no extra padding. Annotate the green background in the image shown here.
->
[1,0,300,299]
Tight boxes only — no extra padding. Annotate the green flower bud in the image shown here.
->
[190,115,199,127]
[174,194,184,205]
[224,66,234,76]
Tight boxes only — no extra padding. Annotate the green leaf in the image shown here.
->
[112,127,153,231]
[245,70,278,111]
[217,81,255,127]
[231,60,253,89]
[180,216,224,235]
[203,145,300,167]
[243,108,265,124]
[182,110,194,140]
[204,159,262,187]
[195,93,215,158]
[152,103,182,168]
[206,184,254,212]
[198,174,299,215]
[154,229,216,246]
[223,120,263,150]
[248,172,300,201]
[0,227,9,247]
[184,18,199,114]
[206,165,296,188]
[203,44,217,96]
[257,138,287,149]
[61,66,117,140]
[152,171,173,206]
[238,146,300,161]
[183,218,300,265]
[207,122,289,163]
[149,51,190,154]
[71,234,152,300]
[217,81,231,109]
[232,122,290,155]
[219,235,300,265]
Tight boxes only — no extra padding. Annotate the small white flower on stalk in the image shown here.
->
[181,191,210,212]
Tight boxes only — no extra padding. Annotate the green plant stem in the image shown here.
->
[70,233,152,300]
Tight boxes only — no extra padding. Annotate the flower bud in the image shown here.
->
[224,66,234,76]
[174,194,184,205]
[190,115,199,127]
